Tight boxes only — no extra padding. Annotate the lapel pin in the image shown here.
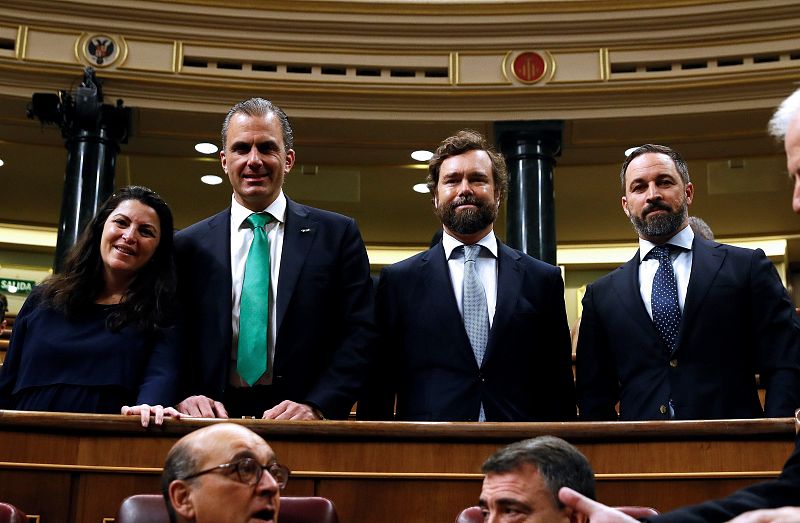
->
[300,228,311,233]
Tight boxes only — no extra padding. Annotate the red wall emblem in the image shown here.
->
[512,52,547,83]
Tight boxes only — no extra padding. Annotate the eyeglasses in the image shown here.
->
[182,457,290,489]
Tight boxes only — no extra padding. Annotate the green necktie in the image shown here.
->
[238,212,271,386]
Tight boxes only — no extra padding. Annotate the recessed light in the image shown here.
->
[0,159,4,167]
[201,174,223,185]
[411,150,433,162]
[412,183,430,193]
[624,147,638,157]
[195,142,219,154]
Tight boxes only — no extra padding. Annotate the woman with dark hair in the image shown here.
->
[0,186,180,426]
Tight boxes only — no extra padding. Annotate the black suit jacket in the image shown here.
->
[649,436,800,522]
[174,198,376,419]
[358,240,576,421]
[576,236,800,421]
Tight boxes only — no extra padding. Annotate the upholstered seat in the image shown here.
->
[116,493,339,523]
[0,502,28,523]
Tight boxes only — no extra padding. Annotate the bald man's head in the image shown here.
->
[162,423,283,523]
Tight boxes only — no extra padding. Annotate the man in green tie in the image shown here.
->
[174,98,376,420]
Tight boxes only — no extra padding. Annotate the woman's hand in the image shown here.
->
[121,404,181,427]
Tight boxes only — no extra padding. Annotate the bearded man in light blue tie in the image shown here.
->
[358,130,576,422]
[576,143,800,421]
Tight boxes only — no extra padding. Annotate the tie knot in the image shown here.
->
[463,244,481,262]
[646,245,673,262]
[246,212,271,230]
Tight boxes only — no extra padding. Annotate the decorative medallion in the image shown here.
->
[76,33,127,68]
[511,51,548,84]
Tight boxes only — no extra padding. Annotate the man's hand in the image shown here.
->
[727,507,800,523]
[558,487,639,523]
[262,400,322,420]
[176,395,229,418]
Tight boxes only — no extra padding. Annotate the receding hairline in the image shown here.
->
[176,423,272,462]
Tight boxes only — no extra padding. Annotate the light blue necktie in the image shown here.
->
[463,244,488,421]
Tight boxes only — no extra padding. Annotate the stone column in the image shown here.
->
[494,121,563,265]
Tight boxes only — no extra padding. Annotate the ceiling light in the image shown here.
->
[195,142,219,154]
[0,159,4,167]
[412,183,430,193]
[624,147,638,157]
[411,150,433,162]
[201,174,223,185]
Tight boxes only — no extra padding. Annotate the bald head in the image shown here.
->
[162,423,281,523]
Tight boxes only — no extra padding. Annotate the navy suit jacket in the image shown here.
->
[174,198,376,419]
[649,435,800,522]
[576,236,800,421]
[358,240,576,421]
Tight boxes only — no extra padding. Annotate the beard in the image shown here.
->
[628,197,688,239]
[435,195,498,236]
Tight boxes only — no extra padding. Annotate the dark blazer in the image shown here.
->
[576,236,800,421]
[649,436,800,522]
[174,198,376,420]
[358,240,576,421]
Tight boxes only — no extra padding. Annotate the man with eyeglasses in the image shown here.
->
[162,423,289,523]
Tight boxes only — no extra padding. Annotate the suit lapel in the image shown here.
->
[276,199,316,334]
[424,242,480,368]
[677,238,725,347]
[611,252,655,328]
[483,242,522,365]
[207,209,233,339]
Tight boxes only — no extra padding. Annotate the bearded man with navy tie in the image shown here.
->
[576,143,800,421]
[358,130,575,422]
[174,98,376,420]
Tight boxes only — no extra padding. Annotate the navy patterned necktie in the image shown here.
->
[462,244,488,421]
[647,245,682,353]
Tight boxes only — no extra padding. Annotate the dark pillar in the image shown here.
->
[494,121,563,265]
[28,67,130,272]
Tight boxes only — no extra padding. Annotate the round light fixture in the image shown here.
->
[0,158,4,167]
[624,147,638,157]
[411,150,433,162]
[201,174,223,185]
[412,183,430,194]
[195,142,219,154]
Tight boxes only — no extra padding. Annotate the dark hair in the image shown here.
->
[620,144,690,192]
[38,186,176,333]
[161,439,198,523]
[482,436,596,507]
[221,98,294,152]
[0,293,7,323]
[426,129,508,199]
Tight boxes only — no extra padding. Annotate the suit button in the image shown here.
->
[669,359,678,368]
[659,404,668,415]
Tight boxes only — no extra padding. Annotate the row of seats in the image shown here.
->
[0,495,340,523]
[1,495,657,523]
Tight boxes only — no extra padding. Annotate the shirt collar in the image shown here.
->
[639,224,694,262]
[231,190,287,230]
[442,229,498,260]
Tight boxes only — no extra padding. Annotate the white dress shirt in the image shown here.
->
[229,191,286,387]
[442,229,498,327]
[638,225,694,320]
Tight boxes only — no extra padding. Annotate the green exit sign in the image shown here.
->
[1,278,35,295]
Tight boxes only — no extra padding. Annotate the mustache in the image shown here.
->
[450,196,484,208]
[643,200,672,216]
